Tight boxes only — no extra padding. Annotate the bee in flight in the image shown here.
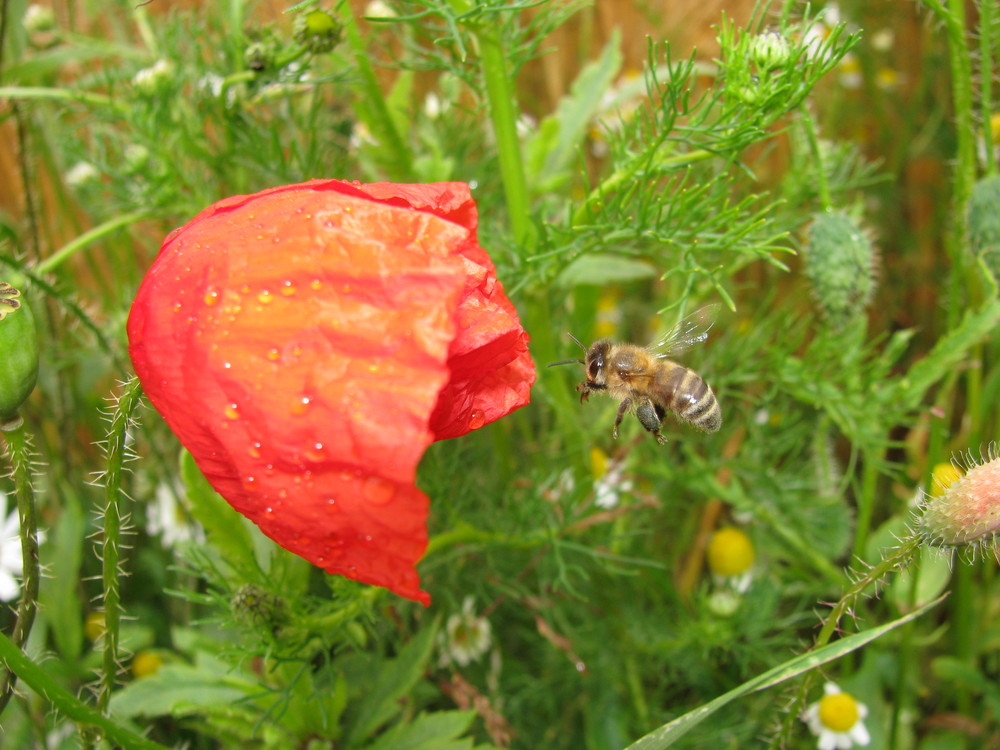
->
[549,305,722,444]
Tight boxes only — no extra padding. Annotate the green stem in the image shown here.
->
[0,631,172,750]
[448,0,533,248]
[799,106,832,210]
[98,376,144,713]
[0,418,40,715]
[36,210,154,276]
[817,535,922,647]
[571,145,713,227]
[0,86,125,114]
[980,0,996,175]
[850,446,882,563]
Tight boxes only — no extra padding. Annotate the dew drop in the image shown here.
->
[224,403,240,420]
[280,280,297,296]
[248,442,262,458]
[203,289,220,306]
[257,290,273,304]
[305,442,327,462]
[363,476,395,506]
[222,361,232,369]
[172,302,182,313]
[266,347,280,361]
[310,279,323,290]
[290,396,311,416]
[468,411,485,430]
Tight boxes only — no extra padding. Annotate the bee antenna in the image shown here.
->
[567,333,587,351]
[547,358,585,368]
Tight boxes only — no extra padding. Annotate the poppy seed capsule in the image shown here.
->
[804,211,877,325]
[0,281,39,422]
[919,455,1000,547]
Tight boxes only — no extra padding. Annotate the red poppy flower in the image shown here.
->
[127,180,534,605]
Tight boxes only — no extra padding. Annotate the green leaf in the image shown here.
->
[364,710,476,750]
[556,252,658,287]
[345,621,439,746]
[623,596,945,749]
[180,449,259,575]
[109,663,259,719]
[895,297,1000,411]
[40,483,85,663]
[525,29,622,193]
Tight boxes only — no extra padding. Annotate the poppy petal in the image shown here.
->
[128,180,534,604]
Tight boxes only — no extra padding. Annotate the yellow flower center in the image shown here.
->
[818,692,860,732]
[931,463,963,496]
[707,528,755,577]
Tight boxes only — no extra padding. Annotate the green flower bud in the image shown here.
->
[803,211,878,325]
[294,9,342,55]
[968,175,1000,285]
[750,31,792,71]
[231,584,288,628]
[0,281,39,422]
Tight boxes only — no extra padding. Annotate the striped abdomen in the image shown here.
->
[657,363,722,432]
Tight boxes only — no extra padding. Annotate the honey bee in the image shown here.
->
[549,305,722,444]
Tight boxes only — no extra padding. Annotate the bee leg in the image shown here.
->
[612,398,632,439]
[576,383,591,404]
[636,399,667,445]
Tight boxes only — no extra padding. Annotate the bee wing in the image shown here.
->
[648,304,720,358]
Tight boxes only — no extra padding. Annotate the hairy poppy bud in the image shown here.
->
[0,281,39,422]
[127,180,534,604]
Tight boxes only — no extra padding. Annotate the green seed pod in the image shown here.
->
[0,281,39,421]
[803,211,877,325]
[968,175,1000,284]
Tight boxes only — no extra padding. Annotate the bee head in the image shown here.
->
[584,340,611,385]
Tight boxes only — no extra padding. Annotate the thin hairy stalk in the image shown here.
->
[97,376,144,712]
[0,418,41,715]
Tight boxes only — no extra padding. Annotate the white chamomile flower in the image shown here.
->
[438,596,492,668]
[0,490,44,602]
[146,481,203,548]
[803,682,871,750]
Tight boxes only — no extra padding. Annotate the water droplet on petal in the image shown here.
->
[266,347,280,361]
[248,442,261,458]
[224,403,240,420]
[203,289,220,306]
[468,411,485,430]
[257,290,273,304]
[280,280,296,296]
[310,279,323,290]
[290,396,311,416]
[363,476,395,506]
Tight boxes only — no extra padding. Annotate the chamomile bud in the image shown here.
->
[294,9,342,55]
[0,281,39,423]
[750,31,792,71]
[919,452,1000,549]
[803,211,877,325]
